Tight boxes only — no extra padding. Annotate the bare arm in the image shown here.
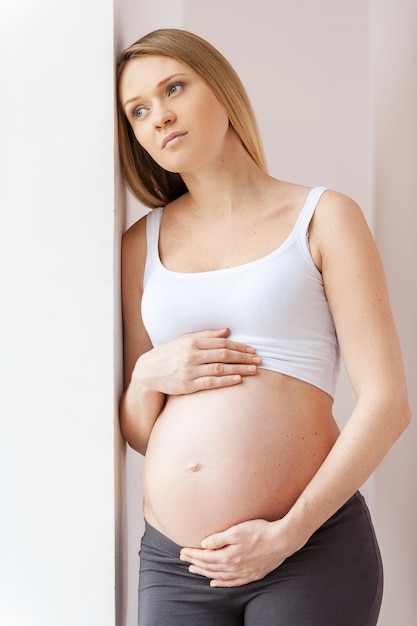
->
[119,216,163,454]
[278,190,411,544]
[180,190,411,585]
[120,215,262,455]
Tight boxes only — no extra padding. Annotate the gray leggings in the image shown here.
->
[138,492,383,625]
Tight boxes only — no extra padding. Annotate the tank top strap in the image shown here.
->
[295,186,328,238]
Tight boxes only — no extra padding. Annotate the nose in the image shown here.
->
[153,104,176,128]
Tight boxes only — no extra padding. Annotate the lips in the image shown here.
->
[162,131,187,149]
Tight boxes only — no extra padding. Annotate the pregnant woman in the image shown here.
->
[117,29,410,625]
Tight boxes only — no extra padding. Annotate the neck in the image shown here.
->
[179,130,271,218]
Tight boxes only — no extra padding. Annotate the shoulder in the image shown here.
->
[309,189,374,270]
[314,188,369,232]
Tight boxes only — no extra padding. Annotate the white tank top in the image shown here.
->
[141,186,340,397]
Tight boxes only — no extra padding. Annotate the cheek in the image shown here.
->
[205,110,230,146]
[202,101,230,138]
[132,126,153,154]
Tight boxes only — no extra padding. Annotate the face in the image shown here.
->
[119,55,231,174]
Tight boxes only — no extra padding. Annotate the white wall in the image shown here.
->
[0,2,116,625]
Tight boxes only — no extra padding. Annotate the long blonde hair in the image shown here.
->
[117,29,267,208]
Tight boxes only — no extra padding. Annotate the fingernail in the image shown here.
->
[252,356,262,364]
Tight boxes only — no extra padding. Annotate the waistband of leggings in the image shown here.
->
[143,520,183,555]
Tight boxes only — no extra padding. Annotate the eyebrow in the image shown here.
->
[123,72,188,109]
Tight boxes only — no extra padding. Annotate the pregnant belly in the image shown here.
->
[143,370,338,547]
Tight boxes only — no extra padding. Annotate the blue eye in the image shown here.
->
[132,106,147,120]
[168,82,183,96]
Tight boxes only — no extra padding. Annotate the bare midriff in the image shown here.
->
[143,369,340,547]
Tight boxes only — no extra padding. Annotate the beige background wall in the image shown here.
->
[116,2,417,625]
[372,2,417,625]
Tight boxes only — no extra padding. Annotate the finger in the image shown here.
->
[193,334,258,356]
[186,561,249,584]
[214,348,262,365]
[180,547,225,565]
[201,529,237,550]
[202,363,259,377]
[188,328,230,342]
[196,347,261,366]
[188,564,238,580]
[189,374,243,392]
[198,328,231,337]
[202,341,257,356]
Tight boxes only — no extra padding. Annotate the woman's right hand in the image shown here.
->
[131,328,262,396]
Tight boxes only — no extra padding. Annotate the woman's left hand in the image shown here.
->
[180,519,289,587]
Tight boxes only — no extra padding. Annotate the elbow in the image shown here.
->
[120,422,148,456]
[398,399,412,434]
[389,393,412,441]
[119,413,148,456]
[118,393,148,456]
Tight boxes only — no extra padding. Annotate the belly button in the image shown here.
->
[186,462,202,473]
